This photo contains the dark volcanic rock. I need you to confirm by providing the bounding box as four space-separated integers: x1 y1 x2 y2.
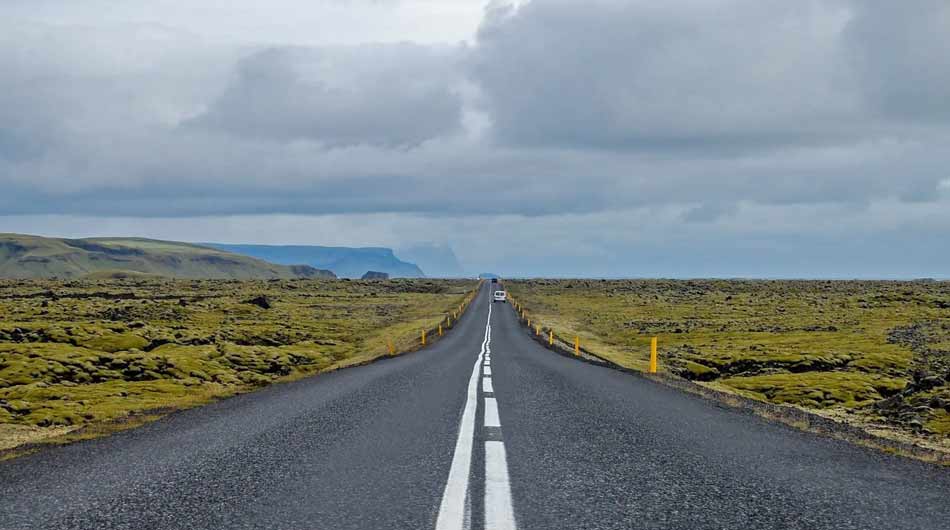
243 295 272 309
361 271 389 280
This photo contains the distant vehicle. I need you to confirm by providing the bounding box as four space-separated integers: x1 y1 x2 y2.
493 290 507 303
491 278 498 284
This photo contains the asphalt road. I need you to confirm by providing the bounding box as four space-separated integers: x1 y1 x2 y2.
2 282 948 529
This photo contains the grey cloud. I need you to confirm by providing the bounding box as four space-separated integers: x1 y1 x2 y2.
186 44 464 147
470 0 860 151
0 1 948 226
681 202 738 223
469 0 950 152
843 0 950 122
7 201 948 278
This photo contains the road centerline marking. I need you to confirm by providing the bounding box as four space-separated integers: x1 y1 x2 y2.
484 398 501 428
436 297 492 530
485 441 517 530
483 377 493 393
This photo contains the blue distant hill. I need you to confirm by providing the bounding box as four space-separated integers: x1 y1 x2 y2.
396 243 466 278
206 244 425 279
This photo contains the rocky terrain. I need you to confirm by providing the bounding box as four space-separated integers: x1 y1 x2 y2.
0 277 476 450
507 279 950 445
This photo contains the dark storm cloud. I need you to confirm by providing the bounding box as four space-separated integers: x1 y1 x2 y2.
187 44 464 147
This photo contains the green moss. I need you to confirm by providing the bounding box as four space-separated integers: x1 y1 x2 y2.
682 361 720 381
0 278 478 440
506 279 948 433
926 410 950 435
77 332 149 353
720 372 906 408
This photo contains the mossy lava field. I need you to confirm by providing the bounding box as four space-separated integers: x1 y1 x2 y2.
0 278 476 451
507 279 950 445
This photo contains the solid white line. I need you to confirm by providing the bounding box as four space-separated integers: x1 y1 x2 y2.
483 377 493 393
436 299 492 530
485 441 517 530
484 398 500 427
484 366 492 376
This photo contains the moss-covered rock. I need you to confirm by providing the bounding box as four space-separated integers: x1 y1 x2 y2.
506 278 949 437
0 277 477 434
679 361 720 381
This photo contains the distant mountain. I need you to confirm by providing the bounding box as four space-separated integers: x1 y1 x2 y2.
397 243 465 278
206 244 424 279
0 234 335 280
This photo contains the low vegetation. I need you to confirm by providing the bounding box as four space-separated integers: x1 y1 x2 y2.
0 278 476 451
0 233 335 279
507 279 950 445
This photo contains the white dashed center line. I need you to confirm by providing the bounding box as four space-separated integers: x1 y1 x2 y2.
484 398 500 428
436 301 492 530
436 296 517 530
485 441 516 530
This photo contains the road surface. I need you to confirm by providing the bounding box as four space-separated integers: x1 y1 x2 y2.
1 283 948 529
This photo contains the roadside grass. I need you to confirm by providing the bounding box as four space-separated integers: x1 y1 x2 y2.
0 278 477 452
506 279 950 444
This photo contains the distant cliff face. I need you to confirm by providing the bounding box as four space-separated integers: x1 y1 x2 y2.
396 243 465 278
0 234 335 280
207 244 425 278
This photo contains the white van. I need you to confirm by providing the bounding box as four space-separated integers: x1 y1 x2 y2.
493 290 507 303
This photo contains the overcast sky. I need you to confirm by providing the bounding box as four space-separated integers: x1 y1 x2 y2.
2 0 949 278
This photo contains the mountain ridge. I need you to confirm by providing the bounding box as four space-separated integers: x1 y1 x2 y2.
206 243 425 278
0 234 335 280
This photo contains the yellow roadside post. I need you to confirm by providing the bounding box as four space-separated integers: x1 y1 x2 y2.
650 337 658 373
439 323 443 337
549 330 554 346
422 329 427 346
535 324 540 336
388 339 395 355
574 336 580 356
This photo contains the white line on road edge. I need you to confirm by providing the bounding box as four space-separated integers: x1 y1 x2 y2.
485 441 516 530
436 299 492 530
484 398 500 427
